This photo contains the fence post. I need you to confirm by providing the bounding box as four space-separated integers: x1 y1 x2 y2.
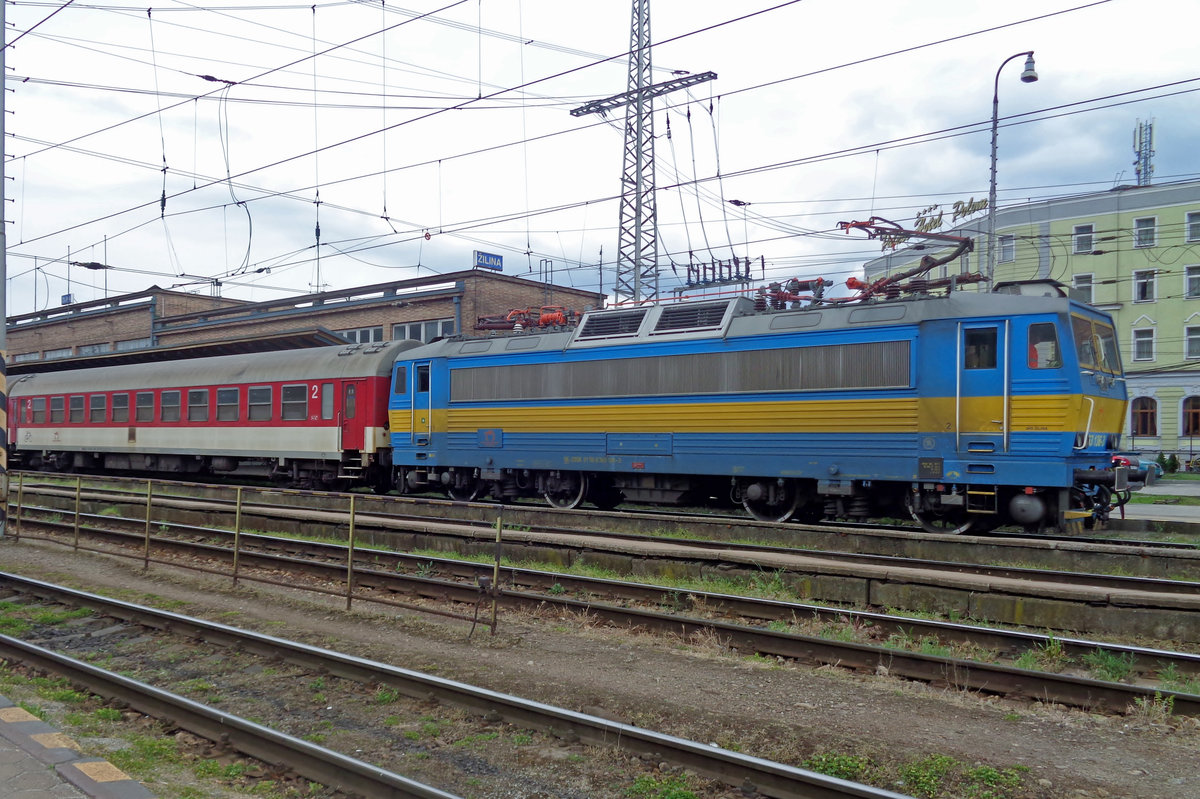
232 486 243 588
72 475 82 551
13 471 23 542
491 509 502 635
345 494 356 611
143 480 153 571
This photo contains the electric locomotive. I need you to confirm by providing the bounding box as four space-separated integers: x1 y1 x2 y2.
387 279 1129 533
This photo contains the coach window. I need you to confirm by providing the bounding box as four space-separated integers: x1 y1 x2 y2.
32 397 46 424
964 328 997 369
135 392 154 422
344 384 357 419
281 384 308 420
216 388 239 421
320 383 334 420
248 386 272 421
1028 323 1062 369
161 391 181 423
112 394 129 424
68 396 85 423
188 389 209 422
49 396 64 423
89 395 107 423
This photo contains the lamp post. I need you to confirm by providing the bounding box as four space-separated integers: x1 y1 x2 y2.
986 51 1038 283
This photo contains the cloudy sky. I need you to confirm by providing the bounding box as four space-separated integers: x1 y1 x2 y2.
5 0 1198 314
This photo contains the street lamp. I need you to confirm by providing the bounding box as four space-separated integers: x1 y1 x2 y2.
986 51 1038 283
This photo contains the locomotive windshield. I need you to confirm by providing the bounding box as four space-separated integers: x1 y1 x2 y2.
1071 314 1120 374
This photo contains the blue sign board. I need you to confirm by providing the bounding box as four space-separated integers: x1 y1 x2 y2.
474 250 503 271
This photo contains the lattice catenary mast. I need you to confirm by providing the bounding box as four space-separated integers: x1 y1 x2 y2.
571 0 714 304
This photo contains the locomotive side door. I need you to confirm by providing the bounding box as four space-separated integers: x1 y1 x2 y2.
411 361 432 447
956 321 1009 453
340 379 366 451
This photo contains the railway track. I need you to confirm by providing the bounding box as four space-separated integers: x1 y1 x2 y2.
8 505 1200 717
13 477 1200 641
0 572 910 799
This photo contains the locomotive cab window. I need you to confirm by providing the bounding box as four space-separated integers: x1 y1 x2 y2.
112 394 129 424
248 386 272 421
1028 323 1062 369
32 397 46 424
216 388 239 422
417 364 430 393
963 328 997 369
281 384 308 420
188 389 209 422
392 365 407 395
89 394 107 423
50 397 65 423
135 392 154 422
69 396 85 423
161 391 181 423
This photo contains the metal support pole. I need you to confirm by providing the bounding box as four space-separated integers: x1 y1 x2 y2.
345 495 356 611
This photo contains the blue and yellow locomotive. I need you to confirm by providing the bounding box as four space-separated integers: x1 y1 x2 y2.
387 279 1129 534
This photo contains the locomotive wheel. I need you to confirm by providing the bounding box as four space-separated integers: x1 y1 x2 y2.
447 480 485 502
905 494 977 535
742 481 800 522
544 473 587 509
586 478 624 511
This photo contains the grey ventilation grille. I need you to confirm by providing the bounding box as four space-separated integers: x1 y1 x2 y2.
651 301 729 333
575 308 648 340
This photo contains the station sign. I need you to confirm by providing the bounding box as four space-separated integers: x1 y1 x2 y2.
474 251 503 271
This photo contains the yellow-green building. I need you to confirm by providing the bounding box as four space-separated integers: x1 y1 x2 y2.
863 178 1200 466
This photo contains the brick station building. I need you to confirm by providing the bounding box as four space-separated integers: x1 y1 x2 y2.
6 270 604 371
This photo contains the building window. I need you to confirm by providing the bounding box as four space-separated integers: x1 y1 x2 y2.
31 397 46 424
1132 328 1155 361
160 391 181 422
1185 396 1200 437
78 343 112 356
216 388 239 421
12 352 39 363
1072 274 1093 305
998 235 1015 263
135 392 154 422
1133 269 1156 303
1131 396 1157 436
281 384 308 421
1134 217 1156 248
248 386 272 421
188 389 209 422
45 347 73 360
1073 224 1094 254
339 327 383 344
112 394 129 424
1188 326 1200 360
89 395 106 423
1188 211 1200 243
116 338 152 352
1187 265 1200 299
393 318 455 343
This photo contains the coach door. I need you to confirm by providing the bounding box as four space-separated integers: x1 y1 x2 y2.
341 379 366 451
411 362 432 447
957 321 1009 454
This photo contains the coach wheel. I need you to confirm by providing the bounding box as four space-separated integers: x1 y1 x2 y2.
544 473 587 510
742 480 800 523
905 493 977 535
